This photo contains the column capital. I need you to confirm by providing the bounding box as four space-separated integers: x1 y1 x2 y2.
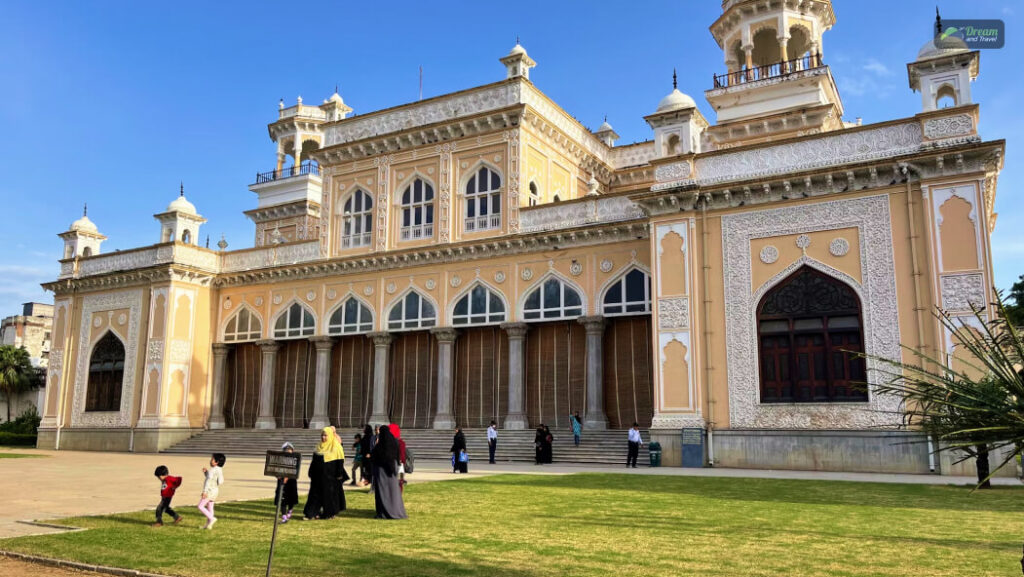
367 331 394 347
500 322 529 339
430 327 459 343
256 339 281 353
577 315 607 334
309 335 335 350
212 342 230 355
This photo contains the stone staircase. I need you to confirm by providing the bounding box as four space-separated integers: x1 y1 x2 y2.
162 428 650 466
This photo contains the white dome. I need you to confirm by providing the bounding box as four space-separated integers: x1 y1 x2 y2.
508 43 527 57
167 194 197 215
596 120 614 133
656 88 697 113
69 215 98 233
328 92 345 105
917 35 970 61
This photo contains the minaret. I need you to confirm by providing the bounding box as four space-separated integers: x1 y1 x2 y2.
907 8 979 112
58 204 107 259
645 70 708 158
594 116 619 147
499 39 536 80
154 183 206 245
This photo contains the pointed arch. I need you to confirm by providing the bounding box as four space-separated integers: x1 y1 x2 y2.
461 161 503 232
272 300 317 339
449 281 508 326
327 293 375 335
221 303 263 342
338 188 374 249
755 264 867 403
600 265 653 316
386 288 438 331
86 331 126 412
520 271 587 322
396 173 437 241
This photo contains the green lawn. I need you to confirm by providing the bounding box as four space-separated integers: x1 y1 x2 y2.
0 452 42 459
1 474 1022 577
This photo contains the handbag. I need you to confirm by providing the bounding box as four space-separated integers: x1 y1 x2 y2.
458 450 469 463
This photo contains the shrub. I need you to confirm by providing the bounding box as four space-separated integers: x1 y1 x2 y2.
0 432 37 446
0 406 41 435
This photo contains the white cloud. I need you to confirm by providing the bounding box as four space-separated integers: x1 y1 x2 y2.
862 59 893 77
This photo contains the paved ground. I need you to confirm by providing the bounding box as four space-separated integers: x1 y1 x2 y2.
0 446 1019 542
0 557 93 577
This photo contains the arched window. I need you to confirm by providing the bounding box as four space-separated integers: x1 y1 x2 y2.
82 246 93 257
388 291 436 331
523 277 583 321
86 332 125 412
341 189 373 249
400 178 434 241
464 166 502 231
603 269 652 316
224 307 262 342
453 285 506 326
552 194 561 203
757 267 867 403
328 298 373 335
274 302 315 339
936 85 958 109
181 230 192 245
528 182 540 207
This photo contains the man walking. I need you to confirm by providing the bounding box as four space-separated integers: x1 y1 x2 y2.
487 420 498 464
570 411 583 447
627 422 643 468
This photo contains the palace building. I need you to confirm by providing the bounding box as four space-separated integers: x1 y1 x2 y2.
38 1 1006 473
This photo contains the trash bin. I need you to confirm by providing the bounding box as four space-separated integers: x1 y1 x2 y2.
648 441 662 467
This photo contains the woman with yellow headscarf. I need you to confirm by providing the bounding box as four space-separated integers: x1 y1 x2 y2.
303 426 346 520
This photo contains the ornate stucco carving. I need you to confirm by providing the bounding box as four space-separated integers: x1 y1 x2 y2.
924 114 974 141
147 341 164 362
609 143 655 169
721 195 902 429
72 290 143 428
438 143 454 243
697 122 922 185
940 272 986 312
657 297 690 330
654 161 692 183
519 196 645 233
759 245 779 264
829 237 850 257
650 412 706 429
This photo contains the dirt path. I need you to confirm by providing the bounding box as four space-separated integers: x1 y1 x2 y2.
0 557 93 577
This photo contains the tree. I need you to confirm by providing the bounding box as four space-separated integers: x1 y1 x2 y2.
864 296 1024 487
0 345 35 423
1005 274 1024 328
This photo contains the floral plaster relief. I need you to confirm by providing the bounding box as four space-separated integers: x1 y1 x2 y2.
750 227 861 292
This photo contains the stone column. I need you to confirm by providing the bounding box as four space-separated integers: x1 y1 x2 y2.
578 316 608 430
431 328 459 429
368 332 393 424
207 343 230 429
743 45 754 80
255 340 280 429
308 336 334 430
501 322 529 429
778 37 789 72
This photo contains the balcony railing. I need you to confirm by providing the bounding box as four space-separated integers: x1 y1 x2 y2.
254 161 320 184
400 223 433 241
712 53 823 89
341 232 372 249
464 213 502 232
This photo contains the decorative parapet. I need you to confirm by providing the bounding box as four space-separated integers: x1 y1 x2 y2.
518 195 646 233
279 104 327 121
609 142 655 169
59 242 247 280
219 241 321 273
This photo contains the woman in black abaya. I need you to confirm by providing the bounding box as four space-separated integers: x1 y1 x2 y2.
370 425 408 519
534 425 545 465
303 426 346 520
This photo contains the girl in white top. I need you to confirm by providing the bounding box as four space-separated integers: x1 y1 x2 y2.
198 453 226 529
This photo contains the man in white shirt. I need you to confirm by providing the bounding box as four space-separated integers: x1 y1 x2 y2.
627 422 643 468
487 421 498 464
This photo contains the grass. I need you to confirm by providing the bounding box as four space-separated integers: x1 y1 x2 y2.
1 473 1022 577
0 452 42 459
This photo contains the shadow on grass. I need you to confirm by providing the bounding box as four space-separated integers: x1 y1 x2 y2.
471 472 1024 513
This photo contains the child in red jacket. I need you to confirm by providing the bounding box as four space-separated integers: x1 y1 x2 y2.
153 465 183 527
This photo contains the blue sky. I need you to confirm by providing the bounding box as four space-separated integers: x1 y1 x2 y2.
0 1 1019 316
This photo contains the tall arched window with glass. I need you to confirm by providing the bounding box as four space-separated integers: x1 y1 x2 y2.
223 307 262 342
328 298 374 335
400 179 434 241
388 292 437 331
523 278 584 321
273 302 316 339
341 189 373 249
86 332 125 412
603 269 652 316
453 285 506 326
464 166 501 232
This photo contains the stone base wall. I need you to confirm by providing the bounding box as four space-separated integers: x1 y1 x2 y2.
36 427 201 453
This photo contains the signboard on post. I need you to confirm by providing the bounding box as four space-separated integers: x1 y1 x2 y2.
681 428 705 468
265 450 301 479
264 450 301 577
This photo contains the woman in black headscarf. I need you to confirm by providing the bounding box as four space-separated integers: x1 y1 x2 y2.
542 425 554 464
370 425 407 519
534 425 545 465
359 424 374 487
450 426 468 474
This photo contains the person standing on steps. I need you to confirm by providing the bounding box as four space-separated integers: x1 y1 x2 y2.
451 426 468 473
570 411 583 447
627 422 643 468
487 420 498 464
534 425 545 465
542 424 554 464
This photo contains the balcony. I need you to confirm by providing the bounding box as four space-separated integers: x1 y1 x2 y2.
712 53 823 89
400 223 433 241
464 213 501 232
254 161 320 185
278 104 327 121
341 232 372 250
